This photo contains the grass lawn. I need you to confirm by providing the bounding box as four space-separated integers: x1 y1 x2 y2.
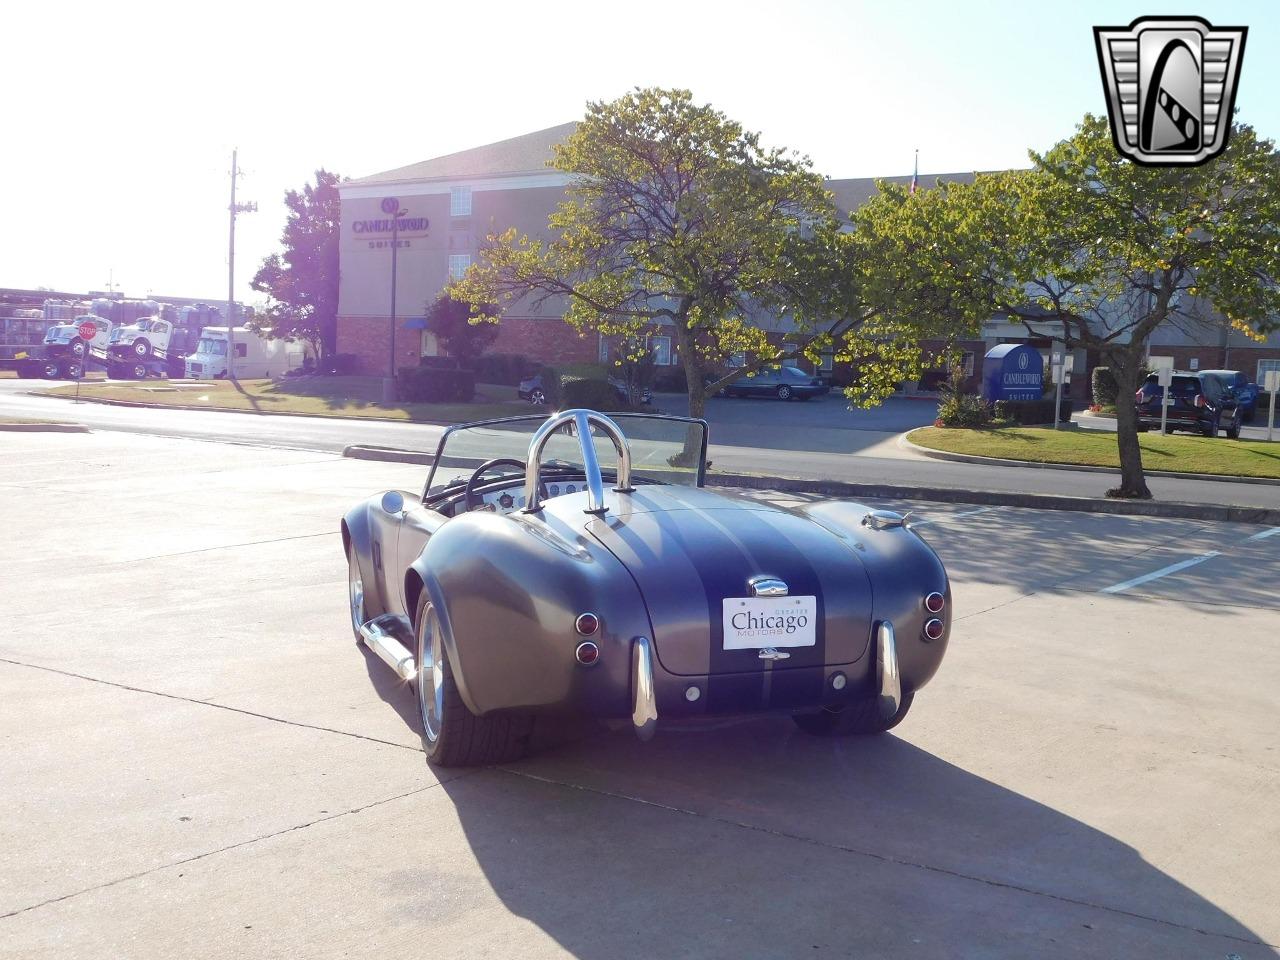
39 376 534 423
907 426 1280 479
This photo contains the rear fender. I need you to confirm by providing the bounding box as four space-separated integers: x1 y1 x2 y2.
797 501 951 693
409 510 647 718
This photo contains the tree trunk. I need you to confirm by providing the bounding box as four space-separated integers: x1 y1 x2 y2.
673 319 706 467
1108 354 1152 499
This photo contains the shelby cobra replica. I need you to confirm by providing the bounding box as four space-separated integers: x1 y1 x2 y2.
342 410 951 766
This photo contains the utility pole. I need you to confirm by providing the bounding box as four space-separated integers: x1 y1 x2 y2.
382 198 406 405
226 149 257 380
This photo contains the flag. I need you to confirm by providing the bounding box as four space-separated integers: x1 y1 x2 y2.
910 150 919 196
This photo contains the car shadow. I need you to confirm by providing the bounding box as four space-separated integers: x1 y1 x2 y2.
359 643 422 735
431 719 1270 957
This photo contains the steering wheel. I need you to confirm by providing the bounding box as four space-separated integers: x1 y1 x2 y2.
464 458 540 512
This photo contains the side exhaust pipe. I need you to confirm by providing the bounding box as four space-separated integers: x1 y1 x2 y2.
359 615 417 681
877 621 902 719
632 636 658 741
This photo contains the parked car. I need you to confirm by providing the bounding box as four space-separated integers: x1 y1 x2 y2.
1199 369 1259 422
723 365 830 401
341 409 952 766
517 372 651 406
1136 371 1242 438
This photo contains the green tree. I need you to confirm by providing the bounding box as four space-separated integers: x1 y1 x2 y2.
251 170 343 359
856 115 1280 498
453 88 866 419
422 294 499 365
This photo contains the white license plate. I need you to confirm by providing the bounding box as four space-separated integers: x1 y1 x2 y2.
722 595 817 650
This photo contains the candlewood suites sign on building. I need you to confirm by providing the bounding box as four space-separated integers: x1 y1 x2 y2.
352 215 431 249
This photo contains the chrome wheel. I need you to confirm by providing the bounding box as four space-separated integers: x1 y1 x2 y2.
417 607 445 742
347 548 364 639
530 388 547 405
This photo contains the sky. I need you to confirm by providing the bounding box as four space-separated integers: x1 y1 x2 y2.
3 0 1276 305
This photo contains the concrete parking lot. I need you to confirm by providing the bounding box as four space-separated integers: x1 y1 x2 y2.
1 431 1277 958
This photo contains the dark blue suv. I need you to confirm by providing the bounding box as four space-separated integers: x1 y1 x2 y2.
1199 369 1259 422
1136 372 1242 438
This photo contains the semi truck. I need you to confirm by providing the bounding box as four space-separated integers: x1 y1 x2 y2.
184 327 310 379
33 315 114 378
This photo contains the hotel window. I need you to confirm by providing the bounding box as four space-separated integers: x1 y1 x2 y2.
651 335 672 366
1259 359 1280 388
448 254 471 280
450 186 472 217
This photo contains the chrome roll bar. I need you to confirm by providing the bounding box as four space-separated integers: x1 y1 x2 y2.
524 408 633 514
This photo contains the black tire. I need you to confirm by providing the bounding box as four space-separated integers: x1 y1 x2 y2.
529 388 547 405
793 691 915 737
61 360 84 380
69 339 87 358
415 594 532 767
132 339 150 359
131 363 148 380
1202 416 1218 438
776 384 793 401
1226 411 1242 440
41 361 60 379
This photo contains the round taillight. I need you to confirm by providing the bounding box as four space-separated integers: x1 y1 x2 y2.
575 641 600 665
924 592 945 614
575 613 599 636
923 618 944 642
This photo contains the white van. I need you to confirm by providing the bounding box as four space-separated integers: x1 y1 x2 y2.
185 326 308 379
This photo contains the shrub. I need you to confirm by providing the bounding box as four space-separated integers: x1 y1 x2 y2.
396 366 475 403
324 353 357 376
1092 366 1119 407
651 367 688 393
472 353 532 385
993 398 1072 425
936 391 993 428
560 361 610 380
560 377 626 411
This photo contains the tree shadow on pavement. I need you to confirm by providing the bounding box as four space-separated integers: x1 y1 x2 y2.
433 720 1272 958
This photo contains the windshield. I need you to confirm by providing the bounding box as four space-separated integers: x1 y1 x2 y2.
197 338 227 356
423 413 707 501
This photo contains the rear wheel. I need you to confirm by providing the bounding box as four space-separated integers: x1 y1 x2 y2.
131 363 148 380
61 360 84 380
793 691 914 736
529 387 547 405
1226 411 1242 440
776 384 793 401
415 595 532 766
1202 415 1218 438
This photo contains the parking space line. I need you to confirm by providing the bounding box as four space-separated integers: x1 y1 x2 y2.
909 506 998 528
1247 526 1280 542
1099 552 1222 594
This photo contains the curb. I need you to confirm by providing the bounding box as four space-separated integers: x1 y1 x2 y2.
340 444 1280 526
900 433 1280 488
33 391 515 427
343 444 433 465
0 421 90 433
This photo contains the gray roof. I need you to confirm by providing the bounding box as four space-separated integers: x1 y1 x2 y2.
348 122 1006 213
825 172 986 216
347 122 579 186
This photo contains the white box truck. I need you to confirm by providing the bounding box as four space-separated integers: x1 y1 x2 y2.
185 327 308 379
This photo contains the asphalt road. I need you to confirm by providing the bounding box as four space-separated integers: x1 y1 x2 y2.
3 378 1278 510
1 432 1276 958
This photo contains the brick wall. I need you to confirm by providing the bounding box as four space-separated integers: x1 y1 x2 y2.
336 314 602 375
498 317 600 365
335 315 423 376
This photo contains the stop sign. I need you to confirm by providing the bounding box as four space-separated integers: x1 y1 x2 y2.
78 321 97 341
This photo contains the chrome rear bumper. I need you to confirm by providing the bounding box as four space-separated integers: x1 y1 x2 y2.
632 636 658 740
877 621 902 719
